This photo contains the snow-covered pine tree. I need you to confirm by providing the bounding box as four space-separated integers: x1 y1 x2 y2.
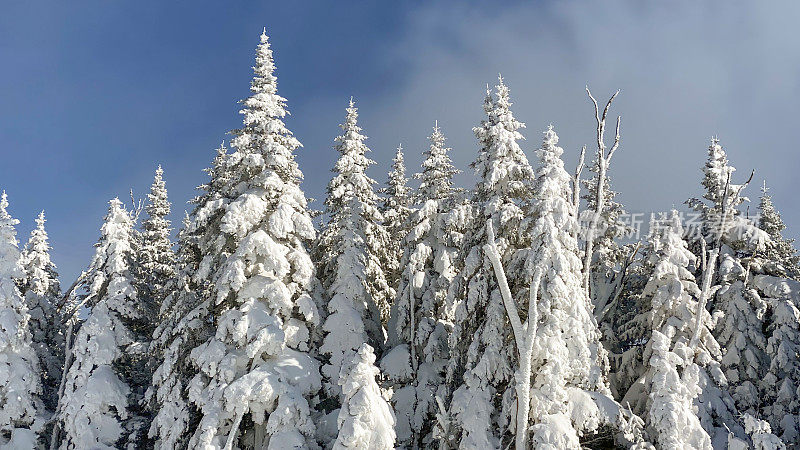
317 98 392 398
686 138 764 251
616 211 744 446
56 198 147 449
185 30 323 449
382 122 462 448
757 181 799 278
0 192 44 447
752 274 800 443
685 140 773 425
137 165 175 332
333 344 396 450
380 144 413 292
19 211 64 417
148 144 231 449
645 330 712 449
445 77 535 448
482 127 642 449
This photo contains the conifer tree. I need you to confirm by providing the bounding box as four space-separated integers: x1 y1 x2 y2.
19 211 63 416
446 78 537 447
185 30 323 449
480 127 643 449
148 144 230 449
57 198 146 449
380 144 413 291
616 212 743 445
317 99 392 400
137 165 175 325
333 344 396 450
757 181 799 277
0 192 43 447
383 122 462 448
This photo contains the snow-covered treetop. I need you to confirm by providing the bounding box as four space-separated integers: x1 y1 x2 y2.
229 29 304 190
472 76 533 208
325 98 380 214
382 144 411 210
139 166 175 297
0 191 23 279
417 121 461 205
686 138 754 247
83 198 137 312
21 210 60 298
758 181 799 275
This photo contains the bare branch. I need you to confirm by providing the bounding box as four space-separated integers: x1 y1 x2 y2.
607 116 622 162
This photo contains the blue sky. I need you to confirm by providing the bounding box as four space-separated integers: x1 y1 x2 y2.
2 1 799 283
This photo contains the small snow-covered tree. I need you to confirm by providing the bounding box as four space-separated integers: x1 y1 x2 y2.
644 331 712 449
686 138 763 252
57 198 145 449
753 274 800 443
757 182 799 278
317 99 392 398
19 211 64 416
446 77 535 448
383 122 462 448
380 144 413 291
333 344 396 450
148 144 230 449
616 212 742 446
0 192 44 447
137 165 175 327
185 30 323 449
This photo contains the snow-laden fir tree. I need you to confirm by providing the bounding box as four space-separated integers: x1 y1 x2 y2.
333 344 396 450
148 144 231 449
18 211 63 416
752 274 800 443
757 181 799 278
685 139 772 425
380 144 413 292
185 30 323 449
445 77 535 448
482 127 642 449
317 99 392 398
136 165 175 331
382 122 462 448
645 330 711 449
685 138 766 256
0 192 44 447
56 198 147 449
616 212 744 447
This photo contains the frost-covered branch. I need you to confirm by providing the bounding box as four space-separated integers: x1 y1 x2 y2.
484 219 524 350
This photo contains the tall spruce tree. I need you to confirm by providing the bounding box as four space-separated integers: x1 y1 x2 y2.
0 192 43 447
185 30 323 449
137 166 175 326
757 181 799 278
56 198 147 449
382 122 462 448
480 127 641 449
445 77 536 448
380 144 413 293
617 212 744 446
317 99 392 399
148 144 231 449
19 211 63 417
